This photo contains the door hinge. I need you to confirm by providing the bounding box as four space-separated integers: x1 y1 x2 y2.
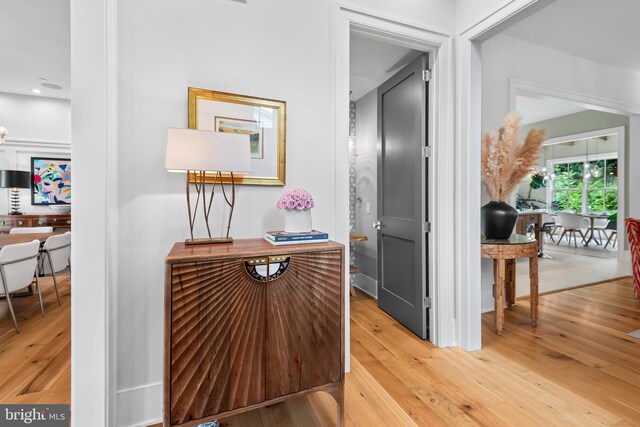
422 146 432 158
423 221 432 233
422 69 432 82
423 296 432 309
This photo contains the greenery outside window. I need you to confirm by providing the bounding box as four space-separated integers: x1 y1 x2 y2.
550 156 617 213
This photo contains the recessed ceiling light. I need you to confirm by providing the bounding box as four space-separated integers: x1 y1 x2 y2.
42 83 62 90
31 88 41 94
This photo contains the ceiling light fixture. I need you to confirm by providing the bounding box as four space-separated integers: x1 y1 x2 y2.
31 88 41 94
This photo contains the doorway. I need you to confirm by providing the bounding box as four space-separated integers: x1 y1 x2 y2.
349 37 430 339
476 0 638 340
336 6 456 352
0 0 72 409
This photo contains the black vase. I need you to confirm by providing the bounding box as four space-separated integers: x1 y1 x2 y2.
481 201 518 239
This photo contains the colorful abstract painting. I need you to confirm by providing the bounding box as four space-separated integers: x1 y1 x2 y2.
31 157 71 205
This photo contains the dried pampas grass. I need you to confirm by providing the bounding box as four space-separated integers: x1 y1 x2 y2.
481 113 546 201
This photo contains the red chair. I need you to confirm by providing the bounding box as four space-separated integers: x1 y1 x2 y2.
625 218 640 299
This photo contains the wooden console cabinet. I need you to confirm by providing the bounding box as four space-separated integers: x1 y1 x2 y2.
164 239 345 427
0 213 71 234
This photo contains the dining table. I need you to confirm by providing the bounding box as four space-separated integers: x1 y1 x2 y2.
0 232 62 296
577 213 610 247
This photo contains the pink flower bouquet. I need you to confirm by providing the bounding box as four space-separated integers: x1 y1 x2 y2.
277 188 315 211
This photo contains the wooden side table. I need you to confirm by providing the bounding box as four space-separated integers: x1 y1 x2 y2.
481 234 539 335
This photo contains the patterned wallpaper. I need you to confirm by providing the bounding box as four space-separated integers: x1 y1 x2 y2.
349 101 356 267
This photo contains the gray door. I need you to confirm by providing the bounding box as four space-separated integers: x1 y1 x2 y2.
376 54 429 339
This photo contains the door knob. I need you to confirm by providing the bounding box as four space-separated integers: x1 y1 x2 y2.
372 221 381 230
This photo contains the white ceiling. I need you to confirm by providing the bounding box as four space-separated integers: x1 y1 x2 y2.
349 33 421 101
516 95 588 124
0 0 70 99
503 0 640 74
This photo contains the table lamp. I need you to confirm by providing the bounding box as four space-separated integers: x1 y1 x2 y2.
165 128 252 245
0 170 31 215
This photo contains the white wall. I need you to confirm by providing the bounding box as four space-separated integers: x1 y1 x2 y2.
113 0 455 425
0 92 71 142
480 33 640 311
482 35 640 130
0 92 71 214
353 89 378 296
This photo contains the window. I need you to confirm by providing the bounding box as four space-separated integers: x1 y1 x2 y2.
550 156 617 213
586 158 618 212
552 162 583 212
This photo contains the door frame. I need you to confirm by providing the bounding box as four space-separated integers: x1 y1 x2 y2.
458 0 640 350
70 0 118 424
335 3 456 353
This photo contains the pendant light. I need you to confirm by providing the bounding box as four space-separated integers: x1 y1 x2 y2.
542 144 550 181
584 139 592 180
592 138 601 178
550 143 557 181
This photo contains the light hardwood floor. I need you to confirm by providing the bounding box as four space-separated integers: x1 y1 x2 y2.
0 272 70 405
3 274 639 427
210 277 640 427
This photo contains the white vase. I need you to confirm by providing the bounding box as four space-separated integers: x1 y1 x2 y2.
284 209 312 233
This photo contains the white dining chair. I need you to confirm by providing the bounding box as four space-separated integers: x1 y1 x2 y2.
9 227 54 234
593 218 609 245
557 212 587 248
40 231 71 306
0 240 43 333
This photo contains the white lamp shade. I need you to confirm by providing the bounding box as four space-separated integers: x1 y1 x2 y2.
165 128 252 173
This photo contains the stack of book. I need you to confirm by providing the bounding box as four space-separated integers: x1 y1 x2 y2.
264 230 329 246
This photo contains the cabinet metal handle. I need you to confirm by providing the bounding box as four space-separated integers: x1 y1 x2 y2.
244 255 291 282
18 221 23 225
38 220 43 225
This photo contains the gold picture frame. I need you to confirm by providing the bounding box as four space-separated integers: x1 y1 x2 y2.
188 87 286 186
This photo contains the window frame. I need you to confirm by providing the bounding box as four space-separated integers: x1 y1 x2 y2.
546 152 618 214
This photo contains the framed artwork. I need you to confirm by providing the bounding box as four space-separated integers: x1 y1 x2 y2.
214 116 264 159
31 157 71 205
188 87 286 186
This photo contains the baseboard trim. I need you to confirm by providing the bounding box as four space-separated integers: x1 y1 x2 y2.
516 275 633 300
116 382 162 427
353 273 377 298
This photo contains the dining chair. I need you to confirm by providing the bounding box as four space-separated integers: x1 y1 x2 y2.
557 212 586 248
593 218 609 245
625 218 640 299
40 231 71 306
604 220 618 249
541 213 558 242
9 226 54 234
0 240 43 333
